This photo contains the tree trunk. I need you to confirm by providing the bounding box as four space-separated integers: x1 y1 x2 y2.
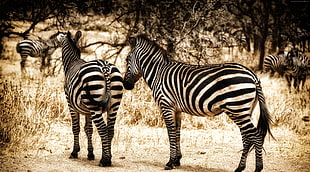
258 37 266 70
253 34 260 56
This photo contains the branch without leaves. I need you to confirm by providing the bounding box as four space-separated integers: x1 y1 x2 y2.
80 41 126 49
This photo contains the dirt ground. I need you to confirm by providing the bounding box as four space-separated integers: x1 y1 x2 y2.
0 122 309 172
0 40 309 171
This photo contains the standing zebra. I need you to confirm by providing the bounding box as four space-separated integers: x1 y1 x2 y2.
124 35 273 172
56 31 123 167
285 55 310 91
263 54 287 77
16 32 60 73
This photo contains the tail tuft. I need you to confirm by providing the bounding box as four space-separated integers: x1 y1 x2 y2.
256 82 275 141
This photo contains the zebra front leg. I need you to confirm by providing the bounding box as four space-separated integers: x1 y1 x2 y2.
175 111 182 167
69 111 80 159
285 74 292 90
162 108 179 170
300 74 306 91
40 56 46 72
85 115 95 160
91 113 111 167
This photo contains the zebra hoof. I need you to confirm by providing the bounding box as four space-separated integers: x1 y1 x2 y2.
164 165 173 170
254 166 263 172
87 153 95 160
234 166 245 172
69 153 78 159
164 161 175 170
99 159 112 167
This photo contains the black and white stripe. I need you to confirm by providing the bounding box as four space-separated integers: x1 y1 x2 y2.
56 31 123 167
16 33 60 73
263 54 287 77
285 55 309 91
123 35 273 172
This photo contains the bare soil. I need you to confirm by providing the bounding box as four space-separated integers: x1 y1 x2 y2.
1 122 309 172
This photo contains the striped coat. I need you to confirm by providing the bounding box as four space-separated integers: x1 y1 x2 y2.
124 35 273 172
56 31 123 167
16 33 60 73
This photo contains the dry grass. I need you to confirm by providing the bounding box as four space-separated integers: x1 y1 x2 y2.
0 75 69 152
0 29 309 161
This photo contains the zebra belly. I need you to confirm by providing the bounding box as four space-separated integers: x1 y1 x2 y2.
177 81 257 116
200 84 256 115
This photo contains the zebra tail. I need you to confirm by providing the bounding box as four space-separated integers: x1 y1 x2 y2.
16 42 21 53
256 82 275 141
84 84 110 112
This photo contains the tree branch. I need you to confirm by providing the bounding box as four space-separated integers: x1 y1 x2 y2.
80 41 126 49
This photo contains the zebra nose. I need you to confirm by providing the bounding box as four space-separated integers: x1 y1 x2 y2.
123 80 135 90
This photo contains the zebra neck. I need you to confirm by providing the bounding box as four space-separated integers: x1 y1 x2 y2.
141 58 167 89
61 46 82 75
63 58 85 76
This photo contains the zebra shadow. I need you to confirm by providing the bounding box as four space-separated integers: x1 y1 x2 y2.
123 160 229 172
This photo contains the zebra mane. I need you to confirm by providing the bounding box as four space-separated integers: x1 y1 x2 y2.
67 31 81 56
50 31 63 39
134 35 172 62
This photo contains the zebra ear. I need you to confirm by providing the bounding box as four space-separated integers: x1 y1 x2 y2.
128 37 136 47
74 31 82 43
67 31 72 39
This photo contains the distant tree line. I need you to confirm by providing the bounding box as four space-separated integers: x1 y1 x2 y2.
1 0 309 69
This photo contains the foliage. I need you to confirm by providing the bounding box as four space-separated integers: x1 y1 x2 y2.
1 0 309 67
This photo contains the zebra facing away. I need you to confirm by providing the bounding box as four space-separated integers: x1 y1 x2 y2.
55 31 123 167
123 35 273 172
16 33 61 73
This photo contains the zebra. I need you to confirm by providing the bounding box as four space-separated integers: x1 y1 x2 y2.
55 31 123 167
263 54 287 77
16 32 60 73
285 54 310 91
123 35 273 172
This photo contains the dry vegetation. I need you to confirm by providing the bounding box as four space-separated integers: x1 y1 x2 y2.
0 27 309 171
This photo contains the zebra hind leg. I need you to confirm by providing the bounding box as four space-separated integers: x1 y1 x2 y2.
85 115 95 160
70 111 81 159
20 55 27 74
91 112 111 167
234 135 253 172
229 113 263 172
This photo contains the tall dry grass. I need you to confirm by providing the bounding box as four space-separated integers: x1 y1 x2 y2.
0 75 69 153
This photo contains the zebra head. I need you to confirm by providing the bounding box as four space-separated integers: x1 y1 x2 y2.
123 37 142 90
55 31 82 46
55 31 67 45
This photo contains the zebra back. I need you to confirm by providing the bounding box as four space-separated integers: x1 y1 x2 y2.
16 39 48 57
263 54 287 76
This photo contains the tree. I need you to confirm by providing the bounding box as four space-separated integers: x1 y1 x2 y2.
0 0 127 59
1 0 309 68
227 0 272 70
